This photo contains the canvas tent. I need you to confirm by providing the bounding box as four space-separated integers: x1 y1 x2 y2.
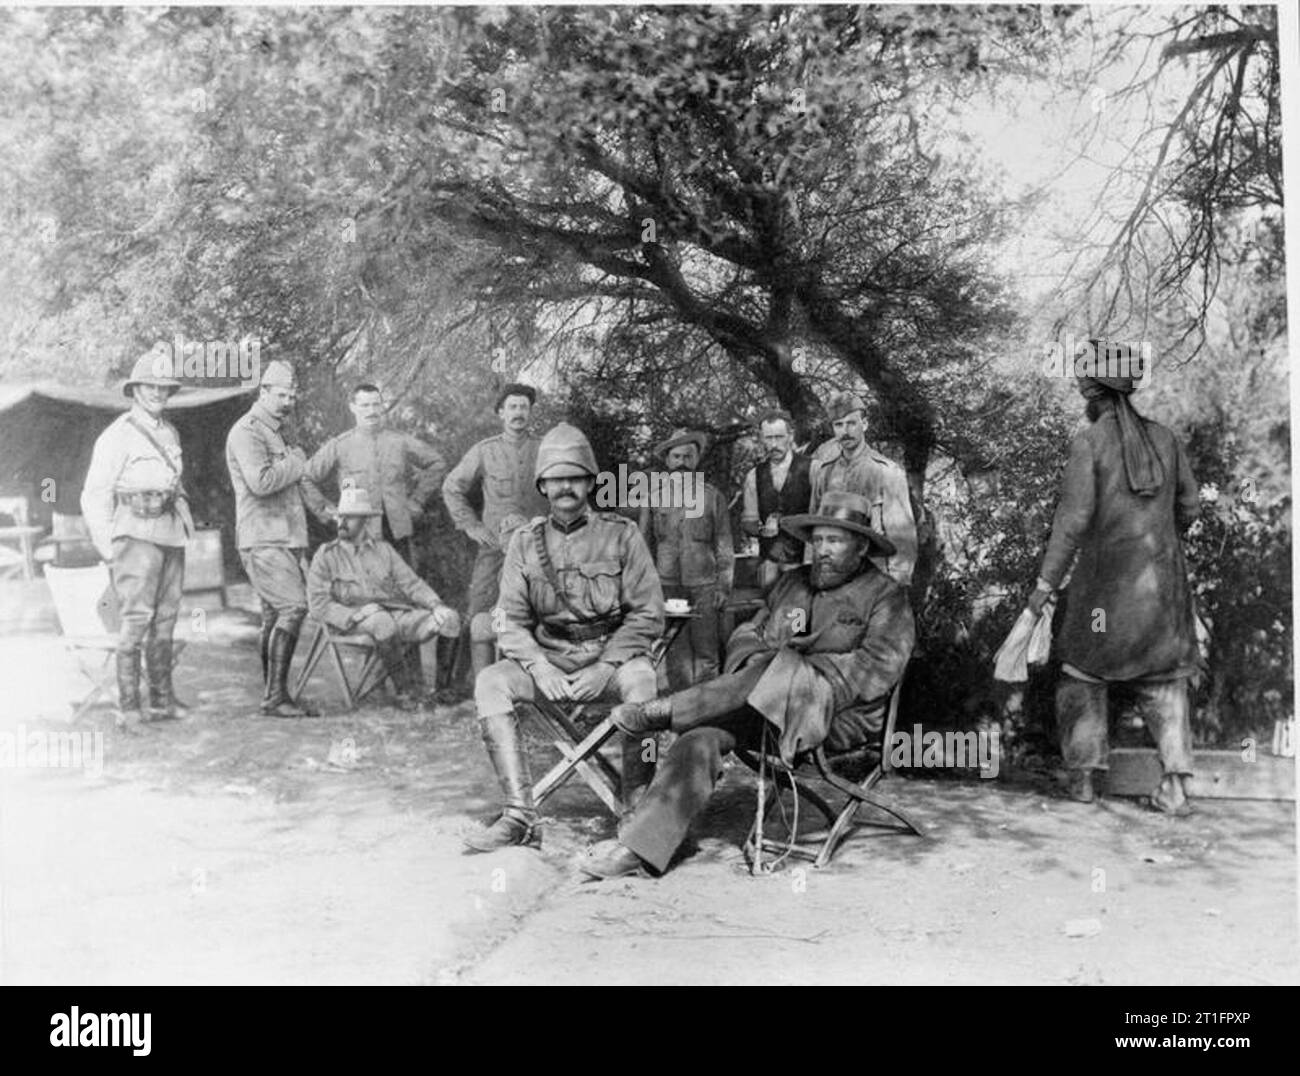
0 381 255 572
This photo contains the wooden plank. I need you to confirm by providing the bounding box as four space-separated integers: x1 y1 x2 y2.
1104 747 1296 801
530 717 619 805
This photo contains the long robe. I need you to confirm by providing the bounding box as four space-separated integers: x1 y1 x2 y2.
1039 407 1200 681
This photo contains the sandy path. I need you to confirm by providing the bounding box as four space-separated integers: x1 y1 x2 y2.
2 630 1296 985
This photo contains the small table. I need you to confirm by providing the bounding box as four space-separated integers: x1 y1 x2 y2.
529 611 696 815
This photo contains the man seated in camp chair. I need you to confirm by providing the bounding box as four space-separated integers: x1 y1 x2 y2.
579 490 914 880
307 486 460 709
463 422 664 854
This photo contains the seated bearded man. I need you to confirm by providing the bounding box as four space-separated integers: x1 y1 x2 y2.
580 491 915 880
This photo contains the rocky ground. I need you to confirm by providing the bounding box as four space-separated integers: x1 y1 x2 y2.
2 612 1296 985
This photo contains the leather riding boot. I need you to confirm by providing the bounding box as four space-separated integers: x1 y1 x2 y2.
376 638 417 710
470 639 496 681
144 637 180 720
464 711 540 853
259 606 277 685
405 644 428 700
115 648 145 732
261 629 319 718
609 697 673 736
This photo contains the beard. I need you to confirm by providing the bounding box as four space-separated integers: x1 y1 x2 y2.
810 547 868 590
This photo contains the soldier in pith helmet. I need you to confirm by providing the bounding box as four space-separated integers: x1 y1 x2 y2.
464 422 665 853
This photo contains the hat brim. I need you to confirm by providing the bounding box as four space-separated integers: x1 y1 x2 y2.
536 465 596 482
123 380 181 398
779 515 895 557
653 433 708 459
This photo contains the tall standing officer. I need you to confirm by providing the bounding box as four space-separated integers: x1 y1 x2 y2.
82 351 195 730
226 359 323 717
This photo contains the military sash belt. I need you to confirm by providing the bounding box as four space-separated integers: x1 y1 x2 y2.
116 490 176 519
531 518 624 641
547 612 625 643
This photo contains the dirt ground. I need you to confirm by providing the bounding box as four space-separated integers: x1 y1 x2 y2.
2 612 1297 985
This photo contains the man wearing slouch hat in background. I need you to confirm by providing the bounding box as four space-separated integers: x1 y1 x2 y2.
637 427 733 691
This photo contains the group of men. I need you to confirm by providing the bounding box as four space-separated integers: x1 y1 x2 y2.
81 341 1201 879
456 421 917 883
81 353 923 879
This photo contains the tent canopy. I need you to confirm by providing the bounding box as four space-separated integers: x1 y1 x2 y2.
0 381 256 555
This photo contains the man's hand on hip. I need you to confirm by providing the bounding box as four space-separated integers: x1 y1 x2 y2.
466 522 495 548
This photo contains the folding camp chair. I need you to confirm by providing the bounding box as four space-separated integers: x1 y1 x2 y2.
0 495 43 582
528 612 694 817
43 563 186 721
290 621 387 712
290 620 437 712
736 664 924 872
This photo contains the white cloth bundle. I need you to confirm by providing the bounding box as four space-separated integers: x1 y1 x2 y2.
993 600 1055 683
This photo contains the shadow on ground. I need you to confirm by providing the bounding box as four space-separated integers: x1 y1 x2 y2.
1 620 1296 985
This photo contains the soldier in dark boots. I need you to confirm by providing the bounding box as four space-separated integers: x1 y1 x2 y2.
225 360 329 717
464 423 664 853
307 486 460 710
82 352 196 731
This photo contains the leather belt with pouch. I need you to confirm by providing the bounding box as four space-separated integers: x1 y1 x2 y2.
117 490 175 519
548 612 624 643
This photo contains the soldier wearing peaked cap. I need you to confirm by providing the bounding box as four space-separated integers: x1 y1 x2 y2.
811 391 919 586
81 351 195 731
225 359 330 717
464 422 665 853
